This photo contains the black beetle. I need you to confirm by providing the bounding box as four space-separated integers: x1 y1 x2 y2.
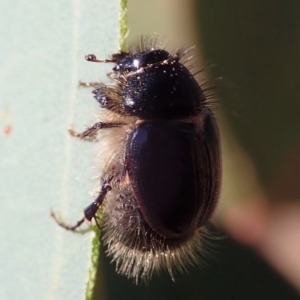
52 36 221 282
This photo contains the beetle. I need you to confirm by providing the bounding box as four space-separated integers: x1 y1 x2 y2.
52 36 221 282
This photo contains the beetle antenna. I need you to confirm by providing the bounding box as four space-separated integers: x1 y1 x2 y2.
85 54 117 63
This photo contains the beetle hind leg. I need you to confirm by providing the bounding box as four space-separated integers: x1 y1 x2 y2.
51 179 112 231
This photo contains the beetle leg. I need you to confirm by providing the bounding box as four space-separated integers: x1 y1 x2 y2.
78 81 100 88
68 122 125 140
51 179 112 231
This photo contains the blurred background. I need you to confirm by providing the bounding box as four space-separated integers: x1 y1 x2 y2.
95 0 300 299
1 0 299 299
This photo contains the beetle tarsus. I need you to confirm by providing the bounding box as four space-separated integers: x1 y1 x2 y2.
78 81 100 88
50 211 85 231
52 178 113 231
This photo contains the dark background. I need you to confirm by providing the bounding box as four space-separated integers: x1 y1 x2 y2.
99 238 298 300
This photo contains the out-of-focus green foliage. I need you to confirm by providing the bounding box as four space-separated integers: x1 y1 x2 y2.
198 1 300 190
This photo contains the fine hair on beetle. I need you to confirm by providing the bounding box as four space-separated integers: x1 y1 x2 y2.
52 35 221 283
